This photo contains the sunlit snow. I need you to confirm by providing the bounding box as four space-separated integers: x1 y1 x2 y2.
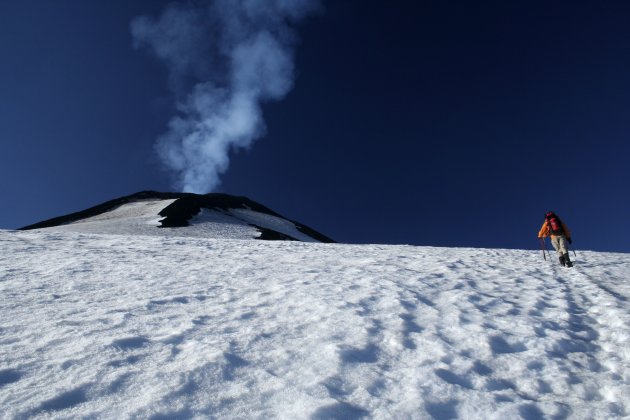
32 198 316 242
1 229 629 418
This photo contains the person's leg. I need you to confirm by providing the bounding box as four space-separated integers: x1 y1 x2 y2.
556 236 568 255
550 236 560 252
559 236 573 267
551 236 566 266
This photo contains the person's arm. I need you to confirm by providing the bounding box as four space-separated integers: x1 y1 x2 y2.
538 221 548 238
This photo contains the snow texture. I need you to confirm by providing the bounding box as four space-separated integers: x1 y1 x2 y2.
1 229 629 419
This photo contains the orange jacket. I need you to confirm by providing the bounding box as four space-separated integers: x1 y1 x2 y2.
538 220 571 239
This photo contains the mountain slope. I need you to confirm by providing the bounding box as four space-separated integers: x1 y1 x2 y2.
19 191 334 243
1 229 629 418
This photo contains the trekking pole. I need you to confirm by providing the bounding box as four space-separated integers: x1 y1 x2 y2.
539 238 547 260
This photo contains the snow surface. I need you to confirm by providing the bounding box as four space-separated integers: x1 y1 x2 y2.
228 209 317 242
35 199 315 241
1 229 630 419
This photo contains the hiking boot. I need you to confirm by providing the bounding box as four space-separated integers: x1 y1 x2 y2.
559 255 566 266
563 253 573 268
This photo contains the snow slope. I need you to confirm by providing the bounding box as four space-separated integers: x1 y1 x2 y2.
19 191 334 243
1 230 629 419
35 199 316 242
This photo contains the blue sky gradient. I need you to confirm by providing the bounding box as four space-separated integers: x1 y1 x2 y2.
1 1 629 252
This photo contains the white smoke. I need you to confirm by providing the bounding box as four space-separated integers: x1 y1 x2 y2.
131 0 321 193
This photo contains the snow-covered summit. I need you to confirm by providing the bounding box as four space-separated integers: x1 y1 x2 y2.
20 191 334 243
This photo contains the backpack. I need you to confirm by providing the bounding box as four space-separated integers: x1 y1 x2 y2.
545 212 564 235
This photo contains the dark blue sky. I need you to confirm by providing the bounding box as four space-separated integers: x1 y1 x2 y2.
1 1 629 252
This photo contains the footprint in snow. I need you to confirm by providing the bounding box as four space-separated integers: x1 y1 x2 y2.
434 368 474 389
340 343 380 364
485 378 515 391
36 386 89 413
147 296 190 309
222 352 249 381
518 403 545 420
399 313 423 350
471 360 493 376
424 399 459 420
311 402 369 419
489 335 526 355
111 336 151 351
0 369 22 388
108 355 143 367
322 375 351 398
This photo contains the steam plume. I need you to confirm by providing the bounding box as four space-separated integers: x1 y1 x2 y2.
131 0 320 192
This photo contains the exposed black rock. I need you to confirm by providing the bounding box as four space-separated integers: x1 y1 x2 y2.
19 191 335 243
254 226 299 241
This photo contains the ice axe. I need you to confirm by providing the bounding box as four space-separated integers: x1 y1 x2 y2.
539 238 548 261
568 243 577 258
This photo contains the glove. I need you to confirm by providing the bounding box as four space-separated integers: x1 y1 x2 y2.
567 238 572 244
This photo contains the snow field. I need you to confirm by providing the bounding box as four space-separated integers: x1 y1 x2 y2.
1 230 629 418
